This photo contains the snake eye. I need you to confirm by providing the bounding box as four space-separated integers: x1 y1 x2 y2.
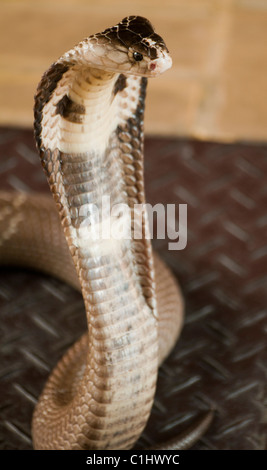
133 51 143 62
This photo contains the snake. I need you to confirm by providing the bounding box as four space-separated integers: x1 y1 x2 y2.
0 16 213 450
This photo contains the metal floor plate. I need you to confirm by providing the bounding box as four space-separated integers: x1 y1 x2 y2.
0 128 266 450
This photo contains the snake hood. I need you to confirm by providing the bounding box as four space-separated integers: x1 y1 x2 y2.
60 16 172 77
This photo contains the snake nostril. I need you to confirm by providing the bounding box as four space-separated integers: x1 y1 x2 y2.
150 63 156 71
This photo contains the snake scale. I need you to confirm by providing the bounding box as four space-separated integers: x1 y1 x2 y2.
0 16 213 450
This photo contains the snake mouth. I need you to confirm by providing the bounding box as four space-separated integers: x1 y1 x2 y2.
109 54 173 77
124 54 172 78
148 55 172 76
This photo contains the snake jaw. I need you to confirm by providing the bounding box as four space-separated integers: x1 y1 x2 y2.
73 45 172 79
148 53 173 76
127 49 172 78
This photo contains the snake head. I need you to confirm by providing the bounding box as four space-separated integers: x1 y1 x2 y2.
116 16 172 77
71 16 172 78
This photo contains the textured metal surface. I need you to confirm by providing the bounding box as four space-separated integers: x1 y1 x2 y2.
0 127 266 450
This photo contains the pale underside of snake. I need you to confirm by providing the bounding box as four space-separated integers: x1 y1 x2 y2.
0 16 213 450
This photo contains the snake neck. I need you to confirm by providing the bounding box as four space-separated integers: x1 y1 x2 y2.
35 62 156 311
33 62 158 449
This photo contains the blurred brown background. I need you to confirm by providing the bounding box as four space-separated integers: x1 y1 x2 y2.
1 0 267 141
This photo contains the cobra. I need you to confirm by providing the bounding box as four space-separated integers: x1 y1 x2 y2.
0 16 213 449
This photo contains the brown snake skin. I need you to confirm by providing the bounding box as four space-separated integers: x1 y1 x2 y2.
0 16 213 450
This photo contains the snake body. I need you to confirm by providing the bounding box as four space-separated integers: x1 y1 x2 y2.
0 16 212 449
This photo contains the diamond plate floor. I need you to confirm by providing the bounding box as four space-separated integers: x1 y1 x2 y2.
0 127 266 450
